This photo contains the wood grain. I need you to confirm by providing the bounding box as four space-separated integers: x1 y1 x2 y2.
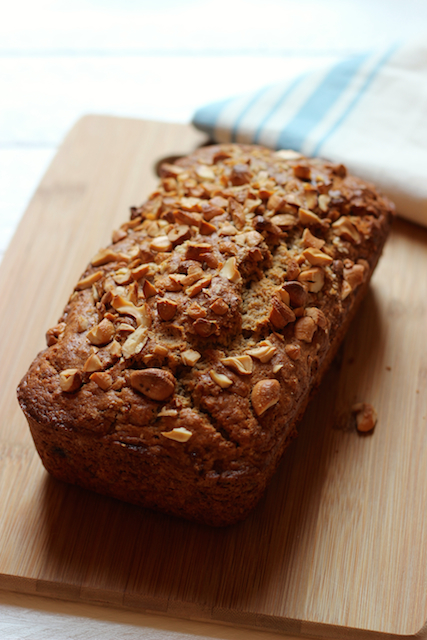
1 115 427 638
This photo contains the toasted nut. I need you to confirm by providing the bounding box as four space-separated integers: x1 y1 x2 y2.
180 196 202 212
108 340 122 358
168 224 191 246
165 274 186 291
186 275 212 298
269 297 296 330
150 235 173 253
196 164 215 180
161 427 193 442
282 281 307 308
116 322 136 336
157 298 178 321
131 263 151 281
302 247 333 267
298 208 321 225
247 340 277 363
318 194 331 213
142 280 158 298
341 280 352 300
122 325 148 359
219 257 240 283
210 298 229 315
186 302 207 319
181 349 201 366
294 316 316 342
174 209 202 227
270 214 297 229
76 270 103 290
332 216 361 243
220 355 253 375
83 353 103 373
129 368 176 401
298 267 324 293
113 267 132 285
275 149 303 160
344 264 365 289
157 407 178 417
112 228 128 243
200 220 217 235
185 243 212 262
218 223 238 236
273 364 283 373
210 370 233 388
251 379 280 416
202 201 226 221
353 402 377 433
91 248 121 267
159 162 184 178
111 295 151 327
59 368 82 393
76 315 89 333
230 163 252 186
193 318 216 337
305 307 327 329
87 318 115 346
46 322 66 346
285 343 301 360
90 371 112 391
302 228 325 250
293 164 311 180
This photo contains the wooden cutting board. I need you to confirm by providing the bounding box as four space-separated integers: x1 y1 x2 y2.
1 115 427 639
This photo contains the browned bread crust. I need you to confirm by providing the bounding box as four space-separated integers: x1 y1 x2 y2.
17 144 394 526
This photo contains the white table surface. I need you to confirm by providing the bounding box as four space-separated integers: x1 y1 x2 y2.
1 1 426 637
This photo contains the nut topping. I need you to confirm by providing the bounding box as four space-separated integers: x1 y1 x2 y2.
220 355 253 375
269 297 296 330
302 228 325 250
247 340 277 363
294 316 316 342
150 235 173 253
87 318 115 346
186 274 212 298
181 349 201 366
332 216 361 243
157 298 178 321
210 370 233 388
302 247 333 267
90 372 112 391
344 264 365 290
285 343 301 360
219 257 240 283
122 325 148 359
282 281 307 308
142 279 158 298
298 267 325 293
46 322 66 346
91 248 121 267
167 224 191 246
161 427 193 442
251 379 280 416
129 368 176 401
59 368 82 393
111 295 151 327
83 353 103 373
298 208 321 226
210 298 229 315
76 271 103 290
193 318 216 337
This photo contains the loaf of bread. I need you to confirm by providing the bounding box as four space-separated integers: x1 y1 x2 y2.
17 144 394 526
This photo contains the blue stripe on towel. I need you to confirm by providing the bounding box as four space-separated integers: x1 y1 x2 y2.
192 96 234 139
253 74 306 144
276 53 369 151
312 44 399 156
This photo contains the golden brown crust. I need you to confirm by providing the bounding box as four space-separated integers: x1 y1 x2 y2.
17 144 394 526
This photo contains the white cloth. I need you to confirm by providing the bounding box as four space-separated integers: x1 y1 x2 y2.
193 39 427 227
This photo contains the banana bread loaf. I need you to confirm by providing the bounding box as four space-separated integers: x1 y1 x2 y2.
17 144 394 526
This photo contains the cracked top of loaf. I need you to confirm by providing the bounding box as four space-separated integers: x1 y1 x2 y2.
18 144 394 498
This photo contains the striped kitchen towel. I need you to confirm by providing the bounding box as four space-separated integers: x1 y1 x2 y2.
193 39 427 227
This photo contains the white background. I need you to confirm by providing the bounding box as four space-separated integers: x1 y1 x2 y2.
1 0 426 637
